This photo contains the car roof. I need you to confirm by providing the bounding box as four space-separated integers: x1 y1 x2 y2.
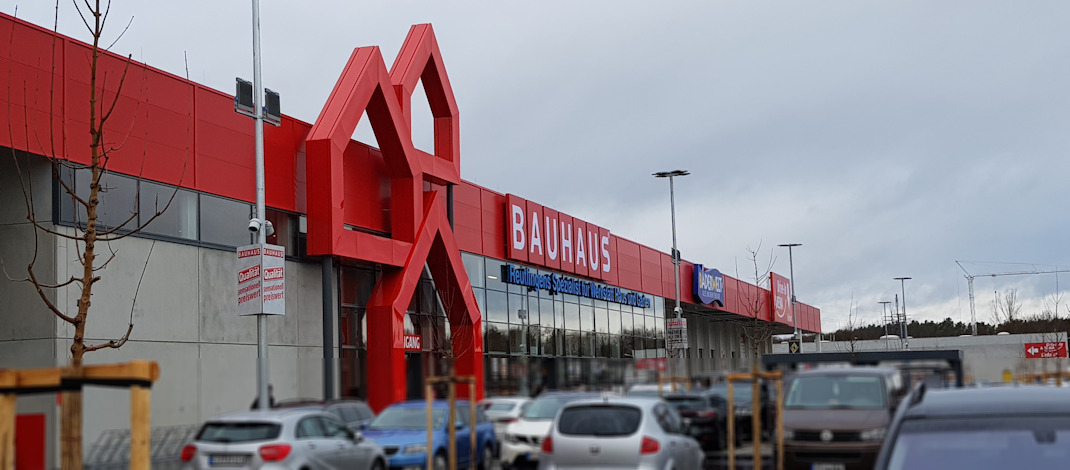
791 366 899 377
903 386 1070 418
564 396 662 410
481 396 531 404
386 400 475 409
207 408 328 422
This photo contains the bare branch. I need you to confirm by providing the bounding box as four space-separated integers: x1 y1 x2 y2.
104 13 132 51
27 267 78 325
84 322 133 352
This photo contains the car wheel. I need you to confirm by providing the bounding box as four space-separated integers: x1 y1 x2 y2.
433 451 448 470
370 458 385 470
478 445 494 470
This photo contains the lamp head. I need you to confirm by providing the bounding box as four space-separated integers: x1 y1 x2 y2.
653 170 690 178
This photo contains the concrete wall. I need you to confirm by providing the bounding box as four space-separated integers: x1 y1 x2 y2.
771 332 1070 384
684 313 770 376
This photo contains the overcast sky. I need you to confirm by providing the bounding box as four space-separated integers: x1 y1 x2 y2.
8 1 1070 333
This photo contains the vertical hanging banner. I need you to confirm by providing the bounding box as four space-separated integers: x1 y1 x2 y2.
237 243 286 315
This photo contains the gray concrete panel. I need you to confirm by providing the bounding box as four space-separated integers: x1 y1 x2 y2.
199 342 259 417
199 247 257 344
0 338 55 369
0 151 51 226
74 237 201 343
294 261 325 347
296 346 325 399
0 224 56 341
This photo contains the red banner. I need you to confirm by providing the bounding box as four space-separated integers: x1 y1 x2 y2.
1025 342 1067 359
770 272 793 327
635 357 667 372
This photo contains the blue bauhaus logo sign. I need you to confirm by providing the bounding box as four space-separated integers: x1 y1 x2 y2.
693 264 724 307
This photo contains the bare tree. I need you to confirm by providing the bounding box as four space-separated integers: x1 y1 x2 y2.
840 295 861 357
734 243 777 368
5 2 187 467
992 288 1023 325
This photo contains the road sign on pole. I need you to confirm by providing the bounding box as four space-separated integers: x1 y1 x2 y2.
1025 342 1067 359
788 339 802 354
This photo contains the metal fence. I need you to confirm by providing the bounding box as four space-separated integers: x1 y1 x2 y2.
85 424 199 470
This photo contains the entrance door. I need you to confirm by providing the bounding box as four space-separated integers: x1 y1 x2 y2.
406 352 424 400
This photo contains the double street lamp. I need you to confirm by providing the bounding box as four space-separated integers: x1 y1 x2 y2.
894 277 912 350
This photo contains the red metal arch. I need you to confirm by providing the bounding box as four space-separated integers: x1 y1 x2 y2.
306 24 483 411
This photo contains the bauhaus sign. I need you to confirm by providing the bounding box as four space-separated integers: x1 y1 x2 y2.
237 243 286 315
506 194 614 281
693 264 725 307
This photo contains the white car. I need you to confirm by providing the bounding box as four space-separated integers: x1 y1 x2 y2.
181 408 387 470
500 392 603 469
479 396 532 444
537 396 704 470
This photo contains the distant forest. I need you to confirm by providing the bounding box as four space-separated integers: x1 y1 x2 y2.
823 316 1068 341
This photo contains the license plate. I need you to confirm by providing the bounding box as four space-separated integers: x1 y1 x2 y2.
812 464 845 470
209 454 249 467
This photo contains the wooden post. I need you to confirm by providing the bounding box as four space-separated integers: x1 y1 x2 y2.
776 377 784 470
130 385 150 470
752 376 761 469
448 381 457 470
0 370 15 470
727 381 735 470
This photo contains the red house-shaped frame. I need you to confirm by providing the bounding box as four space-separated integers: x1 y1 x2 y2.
305 24 482 412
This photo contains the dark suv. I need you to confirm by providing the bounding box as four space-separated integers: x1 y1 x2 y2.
874 384 1070 469
275 398 376 432
664 392 738 451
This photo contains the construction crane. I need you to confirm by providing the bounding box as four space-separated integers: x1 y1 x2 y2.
955 261 1070 336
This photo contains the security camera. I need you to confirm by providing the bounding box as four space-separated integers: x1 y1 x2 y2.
264 220 275 237
248 218 263 232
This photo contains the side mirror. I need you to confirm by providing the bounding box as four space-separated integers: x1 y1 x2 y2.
353 430 364 443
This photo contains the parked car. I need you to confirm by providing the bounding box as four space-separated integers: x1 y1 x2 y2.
664 392 738 451
536 396 705 469
479 396 532 445
275 398 377 432
500 392 604 469
781 367 906 470
874 384 1070 469
706 381 774 442
362 400 496 470
180 408 387 470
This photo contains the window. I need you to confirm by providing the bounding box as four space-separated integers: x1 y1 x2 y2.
296 418 327 439
320 416 351 439
557 405 641 436
199 194 253 246
486 291 508 323
139 181 198 240
196 422 280 442
462 253 485 289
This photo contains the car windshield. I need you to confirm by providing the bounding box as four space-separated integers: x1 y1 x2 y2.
197 422 281 443
665 397 707 411
523 395 591 420
368 407 446 430
557 405 642 436
707 384 753 403
785 375 885 409
886 416 1070 469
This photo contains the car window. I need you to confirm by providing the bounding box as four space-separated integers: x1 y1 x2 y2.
356 403 374 420
785 375 886 409
196 422 281 443
557 405 642 436
456 406 470 427
887 416 1070 469
523 395 596 420
654 404 681 434
665 397 706 411
487 403 516 412
332 405 358 423
320 416 352 439
296 417 328 439
369 407 446 430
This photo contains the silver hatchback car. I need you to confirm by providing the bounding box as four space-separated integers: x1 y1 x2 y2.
537 396 704 470
181 408 388 470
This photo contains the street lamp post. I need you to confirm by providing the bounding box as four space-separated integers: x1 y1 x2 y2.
894 277 912 350
654 170 689 377
878 301 892 349
778 243 802 341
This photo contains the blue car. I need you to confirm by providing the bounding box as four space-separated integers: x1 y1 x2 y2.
363 400 497 470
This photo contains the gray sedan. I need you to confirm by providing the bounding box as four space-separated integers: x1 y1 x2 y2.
180 408 387 470
537 396 704 470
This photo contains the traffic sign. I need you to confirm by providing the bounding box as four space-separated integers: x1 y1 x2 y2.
788 339 802 354
1025 342 1067 359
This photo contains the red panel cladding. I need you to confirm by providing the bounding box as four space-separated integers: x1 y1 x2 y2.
195 86 256 202
504 194 528 263
15 413 46 470
639 246 662 294
452 182 483 253
342 141 390 233
263 118 301 212
557 213 576 274
541 207 561 271
572 219 590 278
585 224 603 281
600 233 618 286
661 253 675 300
615 239 642 292
481 190 506 260
680 261 695 304
525 200 546 266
